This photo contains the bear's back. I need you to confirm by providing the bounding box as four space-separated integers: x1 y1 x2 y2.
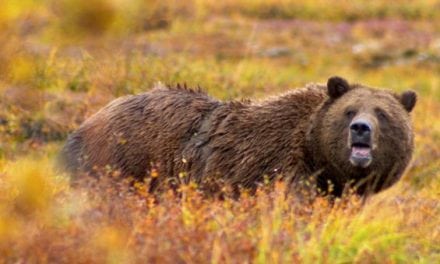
60 85 221 179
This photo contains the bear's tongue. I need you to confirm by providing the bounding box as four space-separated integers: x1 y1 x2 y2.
350 146 372 168
351 146 371 158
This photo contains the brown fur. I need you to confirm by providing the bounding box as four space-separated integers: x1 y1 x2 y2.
59 77 416 197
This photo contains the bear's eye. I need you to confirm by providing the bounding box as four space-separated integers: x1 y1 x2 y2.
345 109 356 119
375 108 388 121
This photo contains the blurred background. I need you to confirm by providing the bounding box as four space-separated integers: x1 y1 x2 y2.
0 1 439 262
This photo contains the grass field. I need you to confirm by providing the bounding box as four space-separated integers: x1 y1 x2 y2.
0 0 439 263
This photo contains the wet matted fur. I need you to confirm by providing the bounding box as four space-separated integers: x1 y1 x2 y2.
60 77 417 197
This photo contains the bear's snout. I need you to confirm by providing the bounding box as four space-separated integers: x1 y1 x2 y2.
350 119 372 145
349 116 375 168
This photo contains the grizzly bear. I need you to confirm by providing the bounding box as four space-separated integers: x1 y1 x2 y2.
59 76 417 197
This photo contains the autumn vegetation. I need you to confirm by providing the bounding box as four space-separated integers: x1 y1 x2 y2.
0 0 439 263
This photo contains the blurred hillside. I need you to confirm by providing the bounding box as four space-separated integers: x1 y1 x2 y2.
0 0 439 263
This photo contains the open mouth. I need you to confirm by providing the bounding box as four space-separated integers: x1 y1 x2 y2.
350 142 372 168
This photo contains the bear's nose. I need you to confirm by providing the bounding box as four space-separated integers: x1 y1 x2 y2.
350 120 372 137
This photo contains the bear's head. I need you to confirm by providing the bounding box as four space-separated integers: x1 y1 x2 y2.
306 76 417 196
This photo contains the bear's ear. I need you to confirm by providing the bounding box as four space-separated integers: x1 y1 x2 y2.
400 90 417 112
327 76 350 99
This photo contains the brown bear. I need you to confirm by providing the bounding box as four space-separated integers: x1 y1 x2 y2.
59 76 417 197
